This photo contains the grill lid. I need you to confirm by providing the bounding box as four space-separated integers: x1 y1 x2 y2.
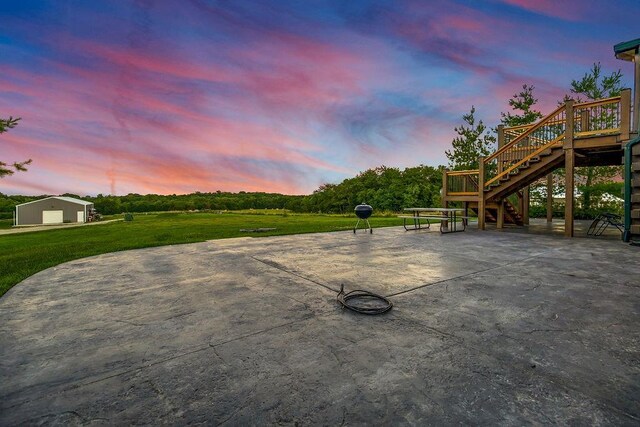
354 203 373 219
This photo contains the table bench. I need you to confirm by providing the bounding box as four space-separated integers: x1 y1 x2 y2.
400 208 469 233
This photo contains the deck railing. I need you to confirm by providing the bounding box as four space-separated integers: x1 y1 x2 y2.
444 170 479 196
573 97 622 137
443 93 628 198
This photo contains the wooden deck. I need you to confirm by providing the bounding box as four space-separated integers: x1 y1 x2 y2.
443 90 636 237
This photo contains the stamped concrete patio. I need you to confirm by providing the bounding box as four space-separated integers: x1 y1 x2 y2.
1 224 639 425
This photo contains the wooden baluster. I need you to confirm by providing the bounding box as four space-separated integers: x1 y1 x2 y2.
580 109 588 134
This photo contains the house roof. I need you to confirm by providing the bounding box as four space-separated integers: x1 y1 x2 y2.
16 196 93 207
614 38 640 61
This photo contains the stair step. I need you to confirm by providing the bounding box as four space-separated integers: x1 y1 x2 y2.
631 225 640 234
633 144 640 156
633 194 640 203
632 209 640 219
632 162 640 172
634 178 640 187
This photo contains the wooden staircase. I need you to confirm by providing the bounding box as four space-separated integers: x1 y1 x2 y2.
470 199 523 226
443 91 634 236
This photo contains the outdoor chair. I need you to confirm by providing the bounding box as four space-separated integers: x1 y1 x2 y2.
587 212 623 237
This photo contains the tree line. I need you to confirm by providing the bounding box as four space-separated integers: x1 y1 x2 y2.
0 164 443 217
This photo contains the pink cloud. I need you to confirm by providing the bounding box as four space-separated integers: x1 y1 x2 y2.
0 54 355 195
499 0 586 21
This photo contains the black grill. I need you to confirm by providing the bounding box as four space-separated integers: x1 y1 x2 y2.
353 203 373 233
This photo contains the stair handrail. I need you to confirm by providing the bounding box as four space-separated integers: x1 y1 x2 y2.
484 104 566 164
574 95 621 109
484 134 564 188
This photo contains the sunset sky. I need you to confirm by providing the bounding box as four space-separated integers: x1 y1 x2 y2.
1 0 639 196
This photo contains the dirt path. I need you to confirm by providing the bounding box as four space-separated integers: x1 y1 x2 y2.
0 219 121 235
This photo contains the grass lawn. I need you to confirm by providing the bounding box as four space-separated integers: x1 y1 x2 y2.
0 212 404 297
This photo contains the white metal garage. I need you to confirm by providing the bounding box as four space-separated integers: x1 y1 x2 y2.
15 196 95 226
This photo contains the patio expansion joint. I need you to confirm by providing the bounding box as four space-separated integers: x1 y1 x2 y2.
250 255 340 294
385 250 551 298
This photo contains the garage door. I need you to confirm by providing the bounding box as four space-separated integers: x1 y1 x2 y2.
42 210 64 224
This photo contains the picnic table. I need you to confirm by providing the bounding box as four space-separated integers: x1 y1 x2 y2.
399 208 469 233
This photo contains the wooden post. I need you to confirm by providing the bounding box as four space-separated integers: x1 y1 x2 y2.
497 200 504 229
564 99 575 237
620 88 631 141
580 110 589 136
565 149 575 237
497 125 504 176
546 173 553 223
523 187 530 225
478 158 485 230
518 191 524 218
442 169 448 208
563 100 575 150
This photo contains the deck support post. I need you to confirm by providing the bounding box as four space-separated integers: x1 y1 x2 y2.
478 158 485 230
518 191 524 221
442 169 448 208
497 200 505 229
546 173 553 223
564 149 575 237
522 187 530 225
564 99 575 237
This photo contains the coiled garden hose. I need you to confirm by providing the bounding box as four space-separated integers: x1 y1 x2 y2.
336 284 393 315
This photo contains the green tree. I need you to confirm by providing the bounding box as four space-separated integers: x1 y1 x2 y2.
445 106 496 170
568 63 623 101
500 84 543 127
1 117 32 178
500 85 544 209
568 63 623 211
